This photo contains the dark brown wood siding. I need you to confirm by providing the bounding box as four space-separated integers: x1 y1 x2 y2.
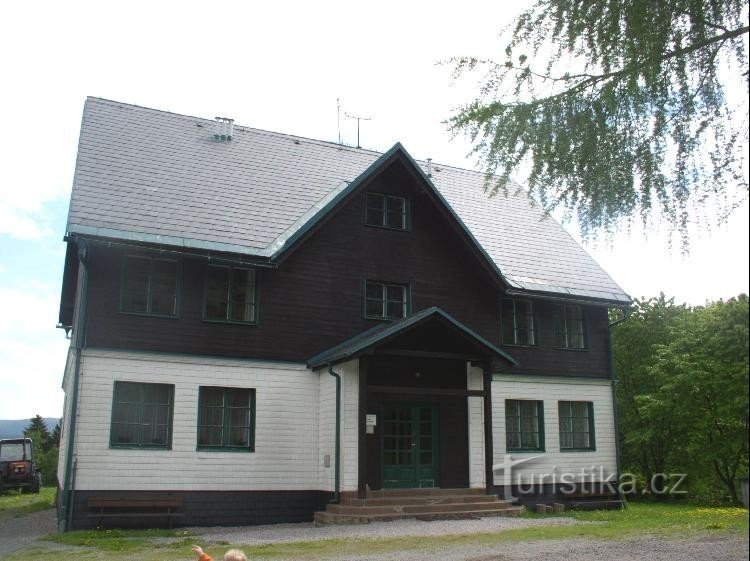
82 159 610 378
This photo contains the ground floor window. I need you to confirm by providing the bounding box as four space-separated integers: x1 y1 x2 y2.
558 401 595 450
197 386 256 451
505 399 545 452
110 381 174 449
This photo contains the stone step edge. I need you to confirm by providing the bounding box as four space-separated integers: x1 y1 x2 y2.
313 506 525 526
327 502 518 516
340 495 506 507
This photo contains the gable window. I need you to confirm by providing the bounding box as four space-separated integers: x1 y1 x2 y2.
121 255 179 317
204 265 258 323
365 192 410 230
197 386 256 451
110 381 174 449
365 280 409 320
501 298 537 346
559 401 595 450
505 399 545 452
553 303 586 349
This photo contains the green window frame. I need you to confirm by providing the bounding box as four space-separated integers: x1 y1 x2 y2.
559 401 596 451
197 386 256 451
365 192 410 230
203 265 258 324
110 381 174 449
501 298 538 346
364 280 410 320
505 399 545 452
553 303 587 349
120 255 180 317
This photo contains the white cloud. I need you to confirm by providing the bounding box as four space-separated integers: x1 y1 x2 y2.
0 207 55 240
0 286 67 418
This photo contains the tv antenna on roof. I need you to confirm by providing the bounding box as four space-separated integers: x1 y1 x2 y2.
344 109 372 149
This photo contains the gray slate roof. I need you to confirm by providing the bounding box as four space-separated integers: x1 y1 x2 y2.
67 97 630 304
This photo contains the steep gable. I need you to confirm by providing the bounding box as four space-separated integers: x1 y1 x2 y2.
67 97 629 304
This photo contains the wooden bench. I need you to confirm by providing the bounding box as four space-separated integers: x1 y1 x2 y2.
555 485 622 510
87 494 184 528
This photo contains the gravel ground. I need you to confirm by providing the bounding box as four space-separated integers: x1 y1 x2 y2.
333 533 749 561
1 509 746 561
189 518 748 561
0 508 57 555
188 515 583 544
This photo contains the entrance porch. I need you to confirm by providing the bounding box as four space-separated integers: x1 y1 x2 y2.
308 307 517 522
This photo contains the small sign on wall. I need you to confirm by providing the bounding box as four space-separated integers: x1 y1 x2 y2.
366 413 377 434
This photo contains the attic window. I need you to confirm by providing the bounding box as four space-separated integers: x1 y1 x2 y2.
365 192 410 230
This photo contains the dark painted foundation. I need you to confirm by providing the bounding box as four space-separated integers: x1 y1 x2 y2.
67 490 333 530
493 481 622 509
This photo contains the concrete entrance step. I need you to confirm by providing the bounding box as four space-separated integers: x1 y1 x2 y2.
315 488 523 525
365 487 485 498
340 494 502 507
314 505 524 525
327 500 517 516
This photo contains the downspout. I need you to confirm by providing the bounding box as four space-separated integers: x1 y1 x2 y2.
61 239 89 531
327 364 341 504
608 308 630 507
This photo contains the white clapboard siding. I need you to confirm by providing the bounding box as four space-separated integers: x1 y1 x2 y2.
338 360 360 492
317 368 336 492
491 374 617 485
315 359 359 492
57 348 77 486
73 349 320 491
467 365 485 488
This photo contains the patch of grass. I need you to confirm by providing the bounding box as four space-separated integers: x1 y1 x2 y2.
6 503 748 561
44 528 193 552
0 487 55 521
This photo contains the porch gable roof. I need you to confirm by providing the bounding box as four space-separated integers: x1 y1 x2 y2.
307 306 517 369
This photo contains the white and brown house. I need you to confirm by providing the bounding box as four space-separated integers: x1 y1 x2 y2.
56 97 630 530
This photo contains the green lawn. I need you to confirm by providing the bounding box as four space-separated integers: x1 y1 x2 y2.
4 502 748 561
0 487 55 522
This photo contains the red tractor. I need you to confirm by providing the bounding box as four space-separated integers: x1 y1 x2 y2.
0 438 41 493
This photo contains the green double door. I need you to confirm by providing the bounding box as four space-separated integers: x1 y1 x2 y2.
382 404 438 488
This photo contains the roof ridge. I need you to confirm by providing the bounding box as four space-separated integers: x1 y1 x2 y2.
85 96 492 178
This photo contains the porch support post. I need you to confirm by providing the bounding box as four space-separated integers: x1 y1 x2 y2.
358 357 368 499
482 361 494 495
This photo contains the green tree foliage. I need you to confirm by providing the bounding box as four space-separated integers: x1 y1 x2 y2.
22 415 59 488
23 415 51 451
449 0 749 246
614 294 750 503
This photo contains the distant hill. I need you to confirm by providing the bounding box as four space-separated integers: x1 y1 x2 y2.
0 418 59 440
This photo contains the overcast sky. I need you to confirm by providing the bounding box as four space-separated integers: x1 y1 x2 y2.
0 0 747 420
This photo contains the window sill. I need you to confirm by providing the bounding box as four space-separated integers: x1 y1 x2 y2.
110 444 172 451
202 318 258 326
501 342 539 348
553 346 589 352
196 447 255 453
560 448 596 453
506 448 545 454
119 311 179 320
364 315 404 322
364 223 411 233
